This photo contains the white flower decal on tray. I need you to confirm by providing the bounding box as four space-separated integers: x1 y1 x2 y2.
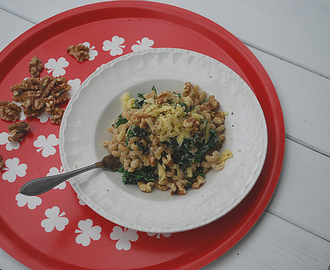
103 36 125 56
45 57 69 76
110 226 139 251
68 78 81 99
2 158 27 182
82 42 98 61
33 134 59 157
15 193 42 210
47 166 66 190
0 132 20 151
75 219 102 247
77 194 86 206
41 206 69 232
37 113 51 124
147 232 172 239
131 37 154 52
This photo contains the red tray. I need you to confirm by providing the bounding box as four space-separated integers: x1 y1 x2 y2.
0 2 285 269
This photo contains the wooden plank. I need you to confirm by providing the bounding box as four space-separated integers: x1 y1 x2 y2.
266 139 330 241
204 213 330 270
249 46 330 157
0 9 34 51
152 0 330 78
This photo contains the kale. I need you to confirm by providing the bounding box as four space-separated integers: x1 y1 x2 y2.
126 125 149 146
119 166 155 185
135 93 146 109
193 129 220 163
187 166 206 187
126 125 148 139
115 114 128 127
167 129 220 165
151 86 157 96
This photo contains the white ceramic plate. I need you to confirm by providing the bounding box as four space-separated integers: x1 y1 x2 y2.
59 48 267 233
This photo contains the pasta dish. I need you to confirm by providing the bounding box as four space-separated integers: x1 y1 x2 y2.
103 82 232 195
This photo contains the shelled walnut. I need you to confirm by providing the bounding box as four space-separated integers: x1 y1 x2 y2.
28 56 43 77
8 121 30 142
0 101 21 121
67 44 90 62
10 75 71 124
50 108 65 125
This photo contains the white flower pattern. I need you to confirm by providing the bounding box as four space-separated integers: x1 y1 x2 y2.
147 232 172 239
75 219 102 246
0 132 20 151
37 113 51 123
15 193 42 210
131 37 154 52
77 194 87 206
82 42 98 61
103 36 125 56
41 206 69 232
68 78 81 99
2 158 27 182
47 166 66 190
45 57 69 76
33 134 59 157
110 226 139 251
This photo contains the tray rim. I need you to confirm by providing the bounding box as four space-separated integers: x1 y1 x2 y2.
0 1 285 269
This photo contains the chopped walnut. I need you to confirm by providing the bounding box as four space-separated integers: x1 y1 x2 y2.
10 75 71 123
138 181 155 193
183 118 200 134
67 44 90 62
0 155 4 169
50 107 65 125
191 175 205 189
29 56 43 77
8 121 30 142
0 101 21 121
10 77 40 102
156 91 172 104
44 96 56 114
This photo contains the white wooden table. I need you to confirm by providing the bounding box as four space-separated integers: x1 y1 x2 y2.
0 1 329 269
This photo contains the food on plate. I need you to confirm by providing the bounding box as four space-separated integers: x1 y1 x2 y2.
103 82 232 195
67 44 90 62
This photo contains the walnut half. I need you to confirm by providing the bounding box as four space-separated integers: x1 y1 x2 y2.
8 121 30 142
29 56 43 77
0 101 21 122
67 44 90 62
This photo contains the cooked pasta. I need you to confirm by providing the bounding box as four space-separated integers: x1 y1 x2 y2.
103 82 232 195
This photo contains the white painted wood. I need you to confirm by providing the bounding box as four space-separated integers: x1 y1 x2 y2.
151 0 330 78
1 0 330 78
267 139 330 242
249 46 330 157
0 9 34 51
204 213 330 270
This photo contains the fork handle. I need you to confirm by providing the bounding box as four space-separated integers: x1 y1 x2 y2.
19 163 97 196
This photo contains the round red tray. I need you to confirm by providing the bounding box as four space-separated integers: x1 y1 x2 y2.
0 2 285 269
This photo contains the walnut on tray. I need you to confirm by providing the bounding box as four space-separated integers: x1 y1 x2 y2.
10 75 71 124
8 121 30 142
0 101 21 121
67 44 90 62
29 56 43 77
